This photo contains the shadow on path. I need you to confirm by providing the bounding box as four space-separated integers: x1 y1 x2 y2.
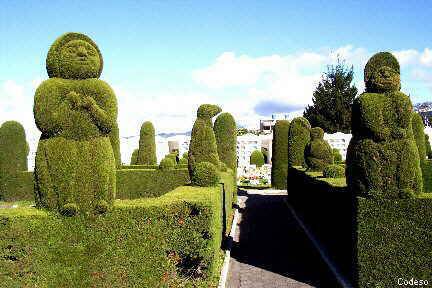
228 189 340 288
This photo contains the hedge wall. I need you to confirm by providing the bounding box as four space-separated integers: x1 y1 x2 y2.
271 120 289 189
0 180 236 287
0 171 34 202
288 167 432 287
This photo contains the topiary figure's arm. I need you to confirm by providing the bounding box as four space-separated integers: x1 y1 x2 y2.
389 92 413 139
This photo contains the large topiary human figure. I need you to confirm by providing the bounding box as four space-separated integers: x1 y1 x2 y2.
136 121 157 165
188 104 221 177
288 117 311 167
34 32 118 215
346 52 422 198
214 112 237 171
110 122 121 168
305 127 333 171
412 113 426 163
271 120 290 189
0 121 29 200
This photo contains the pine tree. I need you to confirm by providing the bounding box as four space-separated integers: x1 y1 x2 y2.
304 59 358 133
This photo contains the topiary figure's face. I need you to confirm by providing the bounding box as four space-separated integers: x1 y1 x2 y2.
364 52 400 93
310 127 324 140
58 40 101 79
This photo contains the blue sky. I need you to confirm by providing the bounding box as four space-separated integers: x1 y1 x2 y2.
1 1 432 159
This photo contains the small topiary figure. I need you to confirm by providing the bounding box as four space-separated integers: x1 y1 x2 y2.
0 121 29 200
426 134 432 159
110 122 121 168
137 121 157 165
250 150 265 167
323 164 345 178
332 148 343 164
288 117 311 167
34 32 118 215
192 162 220 187
188 104 221 177
305 127 333 171
130 148 138 165
214 112 237 171
412 113 426 163
159 157 175 170
346 52 423 198
271 120 290 189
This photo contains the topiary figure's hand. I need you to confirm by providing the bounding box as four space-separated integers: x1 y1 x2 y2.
66 91 82 109
81 95 97 110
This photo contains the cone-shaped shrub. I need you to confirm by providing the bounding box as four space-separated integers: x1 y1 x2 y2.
426 134 432 159
0 121 29 200
137 121 157 165
214 112 237 171
250 150 265 167
346 52 422 198
412 113 426 162
130 149 138 165
188 104 221 176
305 127 333 171
192 161 220 187
323 164 345 178
34 32 117 214
288 117 311 167
332 148 343 164
271 120 290 189
110 122 121 168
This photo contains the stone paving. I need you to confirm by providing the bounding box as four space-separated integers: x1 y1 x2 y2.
226 189 340 288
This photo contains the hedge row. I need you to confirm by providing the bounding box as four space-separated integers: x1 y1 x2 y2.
287 167 432 287
121 164 188 170
0 180 236 287
0 171 34 202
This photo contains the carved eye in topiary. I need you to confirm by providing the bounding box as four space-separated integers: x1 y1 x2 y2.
59 40 101 79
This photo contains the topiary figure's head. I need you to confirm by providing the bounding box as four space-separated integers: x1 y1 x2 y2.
364 52 400 93
46 32 103 79
197 104 222 119
140 121 155 138
310 127 324 140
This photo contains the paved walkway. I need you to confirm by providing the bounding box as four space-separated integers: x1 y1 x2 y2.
226 189 340 288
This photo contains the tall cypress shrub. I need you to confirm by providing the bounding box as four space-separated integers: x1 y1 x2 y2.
271 120 289 189
137 121 157 165
288 117 311 167
214 112 237 171
412 113 426 162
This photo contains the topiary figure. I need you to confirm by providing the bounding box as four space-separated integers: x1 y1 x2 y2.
159 157 175 170
130 148 138 165
346 52 423 199
109 122 121 168
214 112 237 171
271 120 290 189
426 134 432 159
323 164 345 178
332 148 343 164
250 150 265 167
33 32 118 215
188 104 221 177
166 152 179 164
412 113 426 163
288 117 311 167
137 121 157 165
0 121 29 200
191 162 220 187
305 127 333 171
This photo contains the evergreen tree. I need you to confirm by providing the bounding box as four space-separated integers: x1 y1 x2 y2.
304 59 358 133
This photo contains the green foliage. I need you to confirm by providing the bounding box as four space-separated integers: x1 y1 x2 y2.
137 121 157 165
0 183 237 287
178 157 188 165
214 112 237 171
109 122 121 168
191 162 220 187
421 160 432 193
288 117 311 167
412 113 426 162
304 58 358 133
0 121 29 200
271 120 290 189
250 150 265 167
426 134 432 159
130 149 138 165
166 152 179 164
188 104 221 176
323 164 345 178
220 162 227 172
305 127 333 171
34 33 118 214
159 157 175 170
332 148 343 164
347 52 422 199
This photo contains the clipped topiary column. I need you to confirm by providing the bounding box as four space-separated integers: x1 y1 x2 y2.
412 113 426 163
130 148 138 165
0 121 29 200
214 112 237 171
305 127 333 171
34 32 118 215
137 121 157 165
188 104 221 177
250 150 265 167
271 120 289 189
346 52 422 198
288 117 311 167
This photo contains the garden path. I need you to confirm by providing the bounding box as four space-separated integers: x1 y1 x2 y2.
226 189 340 288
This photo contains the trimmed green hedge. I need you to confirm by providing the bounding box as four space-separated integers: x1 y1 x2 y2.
422 160 432 193
271 120 289 189
192 162 220 187
288 117 311 167
0 181 235 287
214 112 237 171
0 171 34 202
116 168 190 199
323 164 345 178
250 150 265 167
137 121 157 165
109 122 121 168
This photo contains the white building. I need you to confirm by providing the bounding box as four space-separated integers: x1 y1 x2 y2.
324 132 352 160
259 113 291 134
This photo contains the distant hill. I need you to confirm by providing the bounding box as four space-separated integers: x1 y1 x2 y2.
414 102 432 127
